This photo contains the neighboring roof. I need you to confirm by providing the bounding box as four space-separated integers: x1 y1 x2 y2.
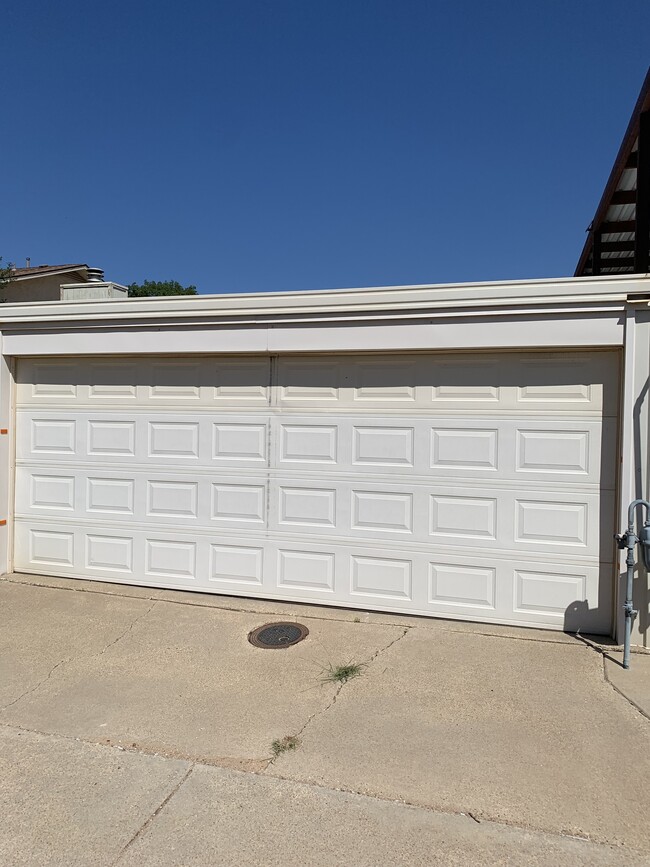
576 68 650 276
10 264 88 279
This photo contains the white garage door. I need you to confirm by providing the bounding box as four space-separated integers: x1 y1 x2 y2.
13 351 618 632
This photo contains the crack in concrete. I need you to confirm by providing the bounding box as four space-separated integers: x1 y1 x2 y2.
0 599 158 714
0 657 71 712
110 764 195 866
572 638 650 727
599 653 650 723
366 625 409 666
95 598 158 658
266 628 410 768
575 637 650 724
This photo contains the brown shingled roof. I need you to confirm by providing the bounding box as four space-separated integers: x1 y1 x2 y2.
10 264 88 277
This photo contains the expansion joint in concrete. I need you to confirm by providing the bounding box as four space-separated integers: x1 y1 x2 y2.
110 764 195 866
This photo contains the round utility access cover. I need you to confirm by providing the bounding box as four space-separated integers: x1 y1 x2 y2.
248 622 309 649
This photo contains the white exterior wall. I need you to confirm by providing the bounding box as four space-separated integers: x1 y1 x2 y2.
59 283 128 301
1 274 649 643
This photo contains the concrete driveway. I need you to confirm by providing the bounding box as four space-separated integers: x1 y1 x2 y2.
2 573 650 866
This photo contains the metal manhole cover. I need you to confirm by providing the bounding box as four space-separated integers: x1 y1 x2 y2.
248 622 309 649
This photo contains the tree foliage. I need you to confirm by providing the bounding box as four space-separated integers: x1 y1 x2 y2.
0 257 14 285
127 279 198 298
0 257 15 302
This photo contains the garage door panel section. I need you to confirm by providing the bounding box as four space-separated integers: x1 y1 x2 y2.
17 352 617 415
272 351 618 416
276 421 340 465
270 414 612 485
15 470 609 569
17 411 270 469
14 352 619 632
16 357 273 408
16 466 269 530
13 520 613 632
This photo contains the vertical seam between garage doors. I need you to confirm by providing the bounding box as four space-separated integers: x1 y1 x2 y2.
267 355 278 528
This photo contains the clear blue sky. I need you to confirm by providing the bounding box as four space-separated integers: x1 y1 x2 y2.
3 1 649 294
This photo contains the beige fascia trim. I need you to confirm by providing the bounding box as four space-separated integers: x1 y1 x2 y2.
0 274 646 328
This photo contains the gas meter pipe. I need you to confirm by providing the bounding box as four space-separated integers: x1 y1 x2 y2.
616 499 650 670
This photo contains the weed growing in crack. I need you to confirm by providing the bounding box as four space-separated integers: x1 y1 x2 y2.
319 661 365 685
270 735 300 758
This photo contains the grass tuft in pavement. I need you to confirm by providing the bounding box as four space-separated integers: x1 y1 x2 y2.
270 735 301 758
319 661 365 685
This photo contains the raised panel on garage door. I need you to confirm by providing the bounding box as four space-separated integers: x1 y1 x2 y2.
13 351 619 633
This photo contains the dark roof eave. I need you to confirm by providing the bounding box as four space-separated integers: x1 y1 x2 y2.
575 68 650 276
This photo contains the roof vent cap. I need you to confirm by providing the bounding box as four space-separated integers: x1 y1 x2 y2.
86 267 105 282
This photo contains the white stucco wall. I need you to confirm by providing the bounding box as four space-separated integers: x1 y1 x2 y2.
1 274 72 303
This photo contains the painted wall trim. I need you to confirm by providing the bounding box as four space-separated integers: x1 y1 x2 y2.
1 312 625 357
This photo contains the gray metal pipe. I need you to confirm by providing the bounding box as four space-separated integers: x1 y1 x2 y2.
616 499 649 669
